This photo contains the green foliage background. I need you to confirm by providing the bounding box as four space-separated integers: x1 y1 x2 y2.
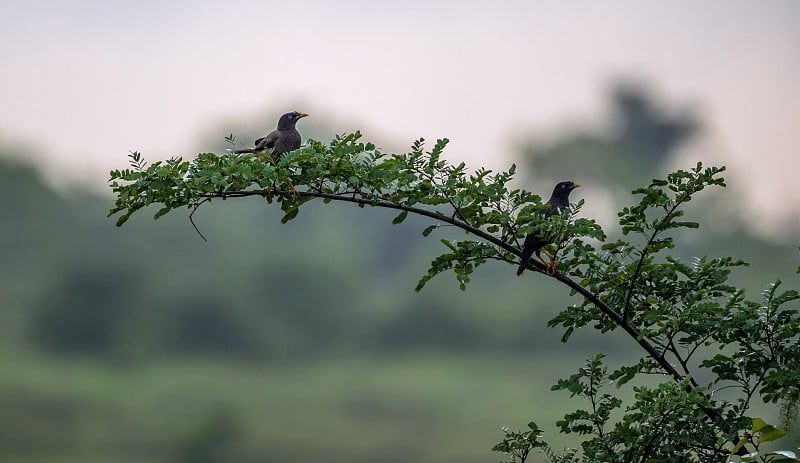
1 85 798 462
0 154 595 463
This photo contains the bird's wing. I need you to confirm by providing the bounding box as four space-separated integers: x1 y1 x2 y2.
541 203 557 218
254 129 280 150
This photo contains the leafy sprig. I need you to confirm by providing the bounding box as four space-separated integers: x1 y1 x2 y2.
109 133 603 289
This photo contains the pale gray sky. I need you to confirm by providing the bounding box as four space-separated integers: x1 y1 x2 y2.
1 0 798 233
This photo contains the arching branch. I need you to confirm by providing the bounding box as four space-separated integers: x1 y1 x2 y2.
196 187 692 389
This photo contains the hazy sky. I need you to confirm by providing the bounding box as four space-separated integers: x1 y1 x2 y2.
1 0 798 233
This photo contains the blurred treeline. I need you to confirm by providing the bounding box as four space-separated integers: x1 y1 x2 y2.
0 82 797 462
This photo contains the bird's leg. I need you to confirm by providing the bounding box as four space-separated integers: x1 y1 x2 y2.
269 179 298 196
267 154 297 196
286 179 299 197
537 248 559 275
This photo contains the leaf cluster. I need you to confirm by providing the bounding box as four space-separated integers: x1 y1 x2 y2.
519 165 800 462
109 133 603 290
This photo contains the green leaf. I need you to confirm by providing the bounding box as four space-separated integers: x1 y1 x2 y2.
752 417 786 443
613 367 637 388
751 417 769 432
280 208 299 224
422 225 437 237
392 210 408 224
153 206 172 220
115 210 134 227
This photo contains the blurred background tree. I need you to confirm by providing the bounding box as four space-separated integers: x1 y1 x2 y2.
520 80 701 192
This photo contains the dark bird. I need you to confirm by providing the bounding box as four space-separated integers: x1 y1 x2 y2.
235 111 309 161
516 181 581 276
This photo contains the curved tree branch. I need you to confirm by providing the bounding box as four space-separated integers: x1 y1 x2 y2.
197 188 688 386
197 187 745 453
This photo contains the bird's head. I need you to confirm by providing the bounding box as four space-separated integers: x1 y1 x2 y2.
553 181 581 195
277 111 310 130
548 181 581 205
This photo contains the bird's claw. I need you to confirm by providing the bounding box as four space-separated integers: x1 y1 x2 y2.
545 259 559 275
539 250 560 275
286 180 299 197
269 182 298 197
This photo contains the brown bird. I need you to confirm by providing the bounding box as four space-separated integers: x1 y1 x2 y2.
235 111 309 161
516 181 581 276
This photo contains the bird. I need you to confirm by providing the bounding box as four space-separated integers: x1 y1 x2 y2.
516 181 581 276
235 111 309 161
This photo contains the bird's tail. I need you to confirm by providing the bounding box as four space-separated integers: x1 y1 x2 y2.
516 260 527 276
234 148 256 154
516 247 536 276
516 256 529 276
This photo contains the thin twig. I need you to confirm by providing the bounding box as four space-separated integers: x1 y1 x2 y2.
622 197 688 321
188 197 213 242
